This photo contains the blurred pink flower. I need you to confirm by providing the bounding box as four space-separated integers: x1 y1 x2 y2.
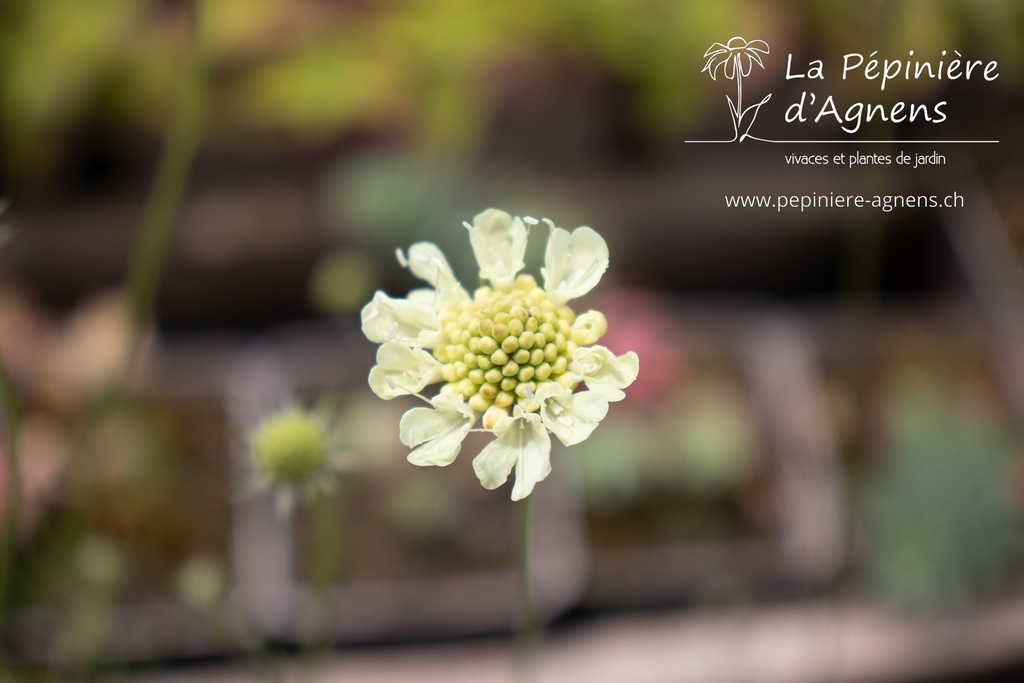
592 291 683 404
0 415 68 540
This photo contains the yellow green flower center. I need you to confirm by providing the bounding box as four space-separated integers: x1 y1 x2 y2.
433 275 578 412
252 410 327 483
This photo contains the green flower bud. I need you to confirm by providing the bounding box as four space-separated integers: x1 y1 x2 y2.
252 409 327 483
478 336 498 355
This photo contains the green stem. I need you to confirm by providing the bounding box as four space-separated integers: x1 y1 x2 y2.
0 352 20 683
514 494 541 682
308 489 341 647
123 0 209 372
0 349 21 658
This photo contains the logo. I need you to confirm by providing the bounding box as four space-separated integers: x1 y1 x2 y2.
701 36 772 142
691 37 1000 144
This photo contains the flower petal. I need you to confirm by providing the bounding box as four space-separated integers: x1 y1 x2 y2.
360 291 440 346
512 437 552 501
403 242 469 306
702 51 732 76
399 393 475 466
571 345 639 402
745 40 769 55
570 310 608 345
541 225 609 305
724 54 737 80
472 435 519 492
703 42 730 58
537 382 609 447
737 54 751 78
406 287 443 309
473 407 552 500
709 57 729 80
467 209 528 289
368 342 442 399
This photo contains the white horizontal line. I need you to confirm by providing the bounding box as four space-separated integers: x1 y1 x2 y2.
685 139 999 144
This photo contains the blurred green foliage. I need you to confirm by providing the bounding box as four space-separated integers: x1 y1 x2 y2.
13 531 127 676
800 0 1024 105
323 150 481 251
308 247 381 317
0 0 144 183
317 147 590 301
672 384 758 496
223 0 752 150
174 553 226 613
861 372 1024 609
53 535 126 668
574 379 761 509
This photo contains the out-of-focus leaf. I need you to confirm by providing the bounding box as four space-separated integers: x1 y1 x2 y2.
230 34 406 139
0 0 141 178
671 385 758 496
861 373 1023 609
308 248 381 317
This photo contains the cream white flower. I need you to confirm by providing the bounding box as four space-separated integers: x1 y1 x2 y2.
542 225 609 306
362 209 638 500
467 208 528 289
368 341 441 399
571 345 640 402
473 407 551 501
400 392 475 466
537 382 608 446
399 242 469 306
360 291 438 346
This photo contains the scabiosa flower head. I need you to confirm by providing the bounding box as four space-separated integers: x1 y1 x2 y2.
362 209 639 500
246 404 345 515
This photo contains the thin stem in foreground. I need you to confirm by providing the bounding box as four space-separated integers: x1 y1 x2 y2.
514 494 542 681
123 0 209 373
0 351 21 647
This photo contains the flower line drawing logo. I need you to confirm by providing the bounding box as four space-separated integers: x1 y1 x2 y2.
701 36 772 142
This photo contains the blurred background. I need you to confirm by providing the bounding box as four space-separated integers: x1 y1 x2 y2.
1 0 1024 681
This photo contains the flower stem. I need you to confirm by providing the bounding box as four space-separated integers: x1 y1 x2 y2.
0 351 21 636
735 57 744 120
123 0 209 373
308 489 341 645
514 494 542 681
734 57 745 141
